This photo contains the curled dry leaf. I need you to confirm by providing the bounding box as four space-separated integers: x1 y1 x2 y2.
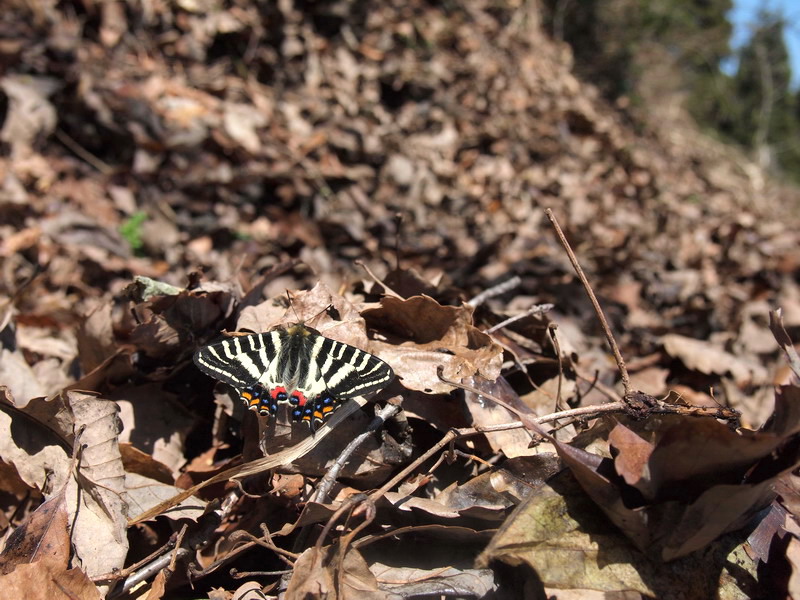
364 295 503 395
383 468 531 522
64 391 128 579
236 281 367 342
0 389 128 588
435 469 528 516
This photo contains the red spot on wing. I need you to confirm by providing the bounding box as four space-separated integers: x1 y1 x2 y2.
270 386 287 401
292 391 308 406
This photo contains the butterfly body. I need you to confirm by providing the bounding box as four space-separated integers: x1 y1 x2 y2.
194 323 394 429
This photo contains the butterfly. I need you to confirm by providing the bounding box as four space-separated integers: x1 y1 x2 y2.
193 323 394 429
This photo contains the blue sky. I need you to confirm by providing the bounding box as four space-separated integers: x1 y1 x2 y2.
728 0 800 89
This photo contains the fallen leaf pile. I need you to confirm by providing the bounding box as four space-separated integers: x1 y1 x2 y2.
2 1 800 598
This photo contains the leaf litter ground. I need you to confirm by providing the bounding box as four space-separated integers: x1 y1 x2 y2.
2 1 800 598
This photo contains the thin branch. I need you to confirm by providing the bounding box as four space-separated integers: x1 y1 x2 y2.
128 397 369 525
467 275 522 307
544 208 632 397
315 494 367 552
55 128 114 175
548 322 568 412
115 548 191 595
312 401 402 503
368 396 740 503
438 367 550 437
355 260 402 298
369 430 458 503
484 303 554 334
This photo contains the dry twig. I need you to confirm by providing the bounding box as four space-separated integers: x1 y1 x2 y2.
545 208 632 397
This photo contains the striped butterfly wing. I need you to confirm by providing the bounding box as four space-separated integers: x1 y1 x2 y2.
311 334 394 399
193 325 394 427
193 331 281 391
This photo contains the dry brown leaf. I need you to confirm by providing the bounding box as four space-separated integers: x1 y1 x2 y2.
128 287 229 359
0 557 101 600
554 385 800 560
0 349 47 405
0 487 69 574
370 564 496 597
365 295 503 395
285 545 383 600
0 225 41 256
64 392 128 579
0 75 59 158
119 443 175 484
661 333 765 386
143 567 168 600
236 282 366 340
0 388 72 492
99 0 127 48
479 471 759 598
114 383 194 473
608 424 654 487
222 102 268 153
626 366 669 396
231 581 269 600
519 376 579 419
435 470 525 516
125 472 205 521
76 299 117 374
463 376 538 458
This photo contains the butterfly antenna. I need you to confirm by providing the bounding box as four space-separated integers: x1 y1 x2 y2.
308 303 333 328
286 290 302 323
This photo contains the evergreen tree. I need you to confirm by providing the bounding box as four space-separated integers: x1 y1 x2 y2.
542 0 733 100
731 12 800 177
